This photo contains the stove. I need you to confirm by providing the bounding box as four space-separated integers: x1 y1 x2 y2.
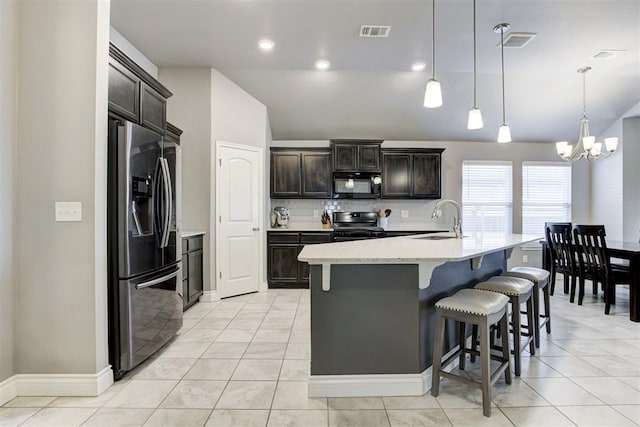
332 211 385 242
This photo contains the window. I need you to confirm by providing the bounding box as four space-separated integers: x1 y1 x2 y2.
462 161 513 234
522 162 572 235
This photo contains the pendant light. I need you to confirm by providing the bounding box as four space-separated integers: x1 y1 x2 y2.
494 23 511 143
424 0 443 108
467 0 483 129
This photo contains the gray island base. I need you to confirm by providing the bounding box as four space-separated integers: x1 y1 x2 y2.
298 232 541 397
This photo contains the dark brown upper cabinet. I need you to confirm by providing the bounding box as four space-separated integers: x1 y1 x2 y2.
331 139 382 172
108 43 172 135
271 148 331 199
140 83 167 135
381 148 444 199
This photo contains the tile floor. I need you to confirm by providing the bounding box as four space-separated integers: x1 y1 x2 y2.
1 283 639 426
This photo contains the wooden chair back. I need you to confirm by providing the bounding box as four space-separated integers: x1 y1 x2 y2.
545 223 575 274
573 225 609 282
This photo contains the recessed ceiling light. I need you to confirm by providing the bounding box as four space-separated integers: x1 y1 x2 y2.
411 62 426 72
590 49 626 60
258 39 275 51
315 59 330 70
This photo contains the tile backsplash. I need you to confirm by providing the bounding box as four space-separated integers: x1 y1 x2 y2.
269 199 450 228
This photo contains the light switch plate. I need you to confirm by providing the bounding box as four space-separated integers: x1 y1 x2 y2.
55 202 82 222
401 210 409 218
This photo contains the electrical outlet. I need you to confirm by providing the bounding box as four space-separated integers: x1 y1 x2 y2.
522 255 529 263
55 202 82 222
313 210 319 217
401 210 409 218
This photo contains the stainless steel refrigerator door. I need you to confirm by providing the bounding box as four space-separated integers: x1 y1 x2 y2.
161 141 180 265
118 265 183 372
117 121 165 278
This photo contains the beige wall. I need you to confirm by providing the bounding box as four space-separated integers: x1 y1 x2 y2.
16 0 110 374
0 0 18 384
592 102 640 241
622 117 640 240
159 68 214 291
158 68 269 294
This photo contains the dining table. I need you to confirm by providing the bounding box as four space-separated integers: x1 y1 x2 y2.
541 239 640 322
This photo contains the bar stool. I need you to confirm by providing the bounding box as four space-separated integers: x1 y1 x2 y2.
474 276 535 376
501 267 551 348
431 288 512 417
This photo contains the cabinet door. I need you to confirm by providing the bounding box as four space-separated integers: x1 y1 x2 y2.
381 153 411 198
268 245 300 282
140 83 166 135
188 249 204 302
358 145 381 171
108 59 140 122
333 144 357 171
412 153 441 198
301 152 331 198
271 152 301 197
298 245 310 281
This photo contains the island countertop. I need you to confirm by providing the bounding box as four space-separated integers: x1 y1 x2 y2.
298 232 542 265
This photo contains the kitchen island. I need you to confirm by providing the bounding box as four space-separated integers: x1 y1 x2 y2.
298 232 541 397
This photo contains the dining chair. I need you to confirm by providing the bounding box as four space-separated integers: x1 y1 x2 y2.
572 225 631 312
545 223 577 296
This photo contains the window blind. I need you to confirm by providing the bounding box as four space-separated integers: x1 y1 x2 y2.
462 161 513 234
522 162 572 235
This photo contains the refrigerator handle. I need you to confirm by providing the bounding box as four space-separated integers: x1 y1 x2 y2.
153 158 163 242
160 157 172 248
135 268 180 290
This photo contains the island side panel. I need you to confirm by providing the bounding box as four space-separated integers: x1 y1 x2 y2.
310 264 421 375
418 250 507 371
309 250 508 376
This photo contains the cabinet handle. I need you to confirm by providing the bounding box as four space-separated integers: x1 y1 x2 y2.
252 227 260 232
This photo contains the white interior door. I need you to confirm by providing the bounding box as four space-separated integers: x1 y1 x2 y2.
216 142 262 298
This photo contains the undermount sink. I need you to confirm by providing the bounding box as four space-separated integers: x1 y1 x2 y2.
414 235 466 240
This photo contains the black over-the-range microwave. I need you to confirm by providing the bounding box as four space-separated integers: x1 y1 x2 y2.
333 172 382 199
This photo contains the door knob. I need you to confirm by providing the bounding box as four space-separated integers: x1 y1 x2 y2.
252 227 260 232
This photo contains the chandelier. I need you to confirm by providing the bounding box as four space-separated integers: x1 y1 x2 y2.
556 67 618 162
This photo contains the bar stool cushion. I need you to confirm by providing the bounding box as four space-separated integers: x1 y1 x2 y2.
503 267 550 285
435 289 509 316
475 276 534 296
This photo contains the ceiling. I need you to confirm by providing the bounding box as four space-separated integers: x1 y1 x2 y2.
110 0 640 143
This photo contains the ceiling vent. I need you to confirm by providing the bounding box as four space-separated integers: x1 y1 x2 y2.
590 49 626 60
359 25 391 38
497 32 537 48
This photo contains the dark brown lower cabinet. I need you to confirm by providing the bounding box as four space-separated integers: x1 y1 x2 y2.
182 235 204 310
268 231 332 288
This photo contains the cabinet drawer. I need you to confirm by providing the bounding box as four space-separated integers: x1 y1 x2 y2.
268 232 300 244
300 233 332 244
188 236 203 252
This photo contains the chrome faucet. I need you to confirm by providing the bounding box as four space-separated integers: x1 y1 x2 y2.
431 199 463 238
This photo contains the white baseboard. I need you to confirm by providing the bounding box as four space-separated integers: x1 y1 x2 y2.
308 346 461 398
260 281 268 292
0 376 18 406
0 366 113 405
309 370 432 397
200 290 221 302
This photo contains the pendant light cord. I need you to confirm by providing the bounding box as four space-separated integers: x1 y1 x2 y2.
582 71 587 118
501 26 506 124
432 0 436 78
472 0 477 107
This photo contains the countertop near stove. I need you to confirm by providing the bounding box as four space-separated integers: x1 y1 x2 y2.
267 223 450 233
268 223 333 232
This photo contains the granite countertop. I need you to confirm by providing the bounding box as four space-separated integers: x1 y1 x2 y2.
267 223 450 232
298 232 543 264
268 223 333 232
181 231 206 238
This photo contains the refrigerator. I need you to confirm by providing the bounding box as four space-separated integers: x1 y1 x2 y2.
107 119 182 379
